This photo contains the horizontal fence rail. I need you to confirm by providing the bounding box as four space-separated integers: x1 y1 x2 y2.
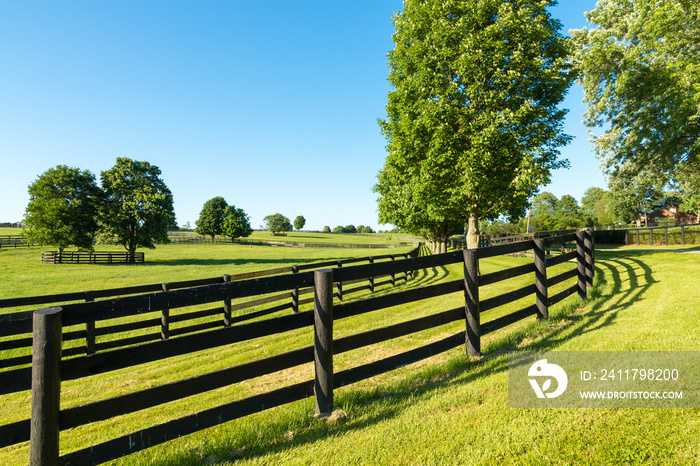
0 231 595 465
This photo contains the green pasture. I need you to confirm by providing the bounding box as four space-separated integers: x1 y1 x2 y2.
0 236 417 314
1 242 699 464
179 230 421 245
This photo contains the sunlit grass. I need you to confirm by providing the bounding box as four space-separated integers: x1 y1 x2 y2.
2 245 698 465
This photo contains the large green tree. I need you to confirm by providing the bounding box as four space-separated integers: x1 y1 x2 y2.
529 191 559 231
375 0 573 250
221 205 253 241
24 165 102 253
101 158 175 262
581 187 615 227
554 194 583 229
195 196 229 241
293 215 306 231
263 213 292 234
529 191 585 231
674 162 700 220
607 164 665 226
572 0 700 182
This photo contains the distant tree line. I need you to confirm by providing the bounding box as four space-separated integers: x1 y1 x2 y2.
482 184 696 238
23 158 175 262
322 225 375 234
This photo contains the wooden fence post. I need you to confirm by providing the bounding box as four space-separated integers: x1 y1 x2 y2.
313 269 334 415
161 283 170 339
636 229 640 246
576 231 587 300
336 261 343 302
681 225 686 245
534 239 548 320
292 265 299 313
223 274 232 327
585 228 595 289
30 307 63 466
390 255 395 286
403 253 409 282
84 291 96 355
368 257 375 293
463 249 480 358
649 228 653 246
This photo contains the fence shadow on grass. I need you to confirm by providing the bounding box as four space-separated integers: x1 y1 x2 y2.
408 265 451 288
146 252 656 465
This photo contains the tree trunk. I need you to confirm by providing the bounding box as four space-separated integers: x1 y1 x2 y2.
440 222 448 253
466 212 479 249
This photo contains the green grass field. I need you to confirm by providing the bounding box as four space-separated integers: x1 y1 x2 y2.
0 231 418 314
1 239 699 465
169 230 421 245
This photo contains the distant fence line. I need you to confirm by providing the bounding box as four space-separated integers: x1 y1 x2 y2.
621 223 700 246
166 235 417 249
0 235 30 249
459 223 700 247
589 222 700 246
41 251 145 264
0 231 594 465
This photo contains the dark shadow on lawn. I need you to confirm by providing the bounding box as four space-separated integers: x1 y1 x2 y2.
147 252 658 465
409 266 450 288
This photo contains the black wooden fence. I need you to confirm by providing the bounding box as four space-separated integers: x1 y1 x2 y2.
40 251 146 264
624 223 700 246
0 249 420 370
0 235 29 249
0 231 594 465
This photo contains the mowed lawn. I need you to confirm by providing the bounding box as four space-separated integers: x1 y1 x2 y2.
1 242 699 464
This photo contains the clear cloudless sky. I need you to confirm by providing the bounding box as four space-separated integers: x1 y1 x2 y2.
0 0 602 231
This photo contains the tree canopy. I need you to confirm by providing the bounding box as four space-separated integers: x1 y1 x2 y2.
101 158 175 261
572 0 700 184
23 165 102 253
529 191 585 230
221 205 253 240
581 187 615 227
264 213 292 234
195 197 229 241
607 164 665 225
293 215 306 231
674 162 700 219
374 0 573 249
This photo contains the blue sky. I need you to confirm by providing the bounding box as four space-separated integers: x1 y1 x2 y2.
0 0 602 231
